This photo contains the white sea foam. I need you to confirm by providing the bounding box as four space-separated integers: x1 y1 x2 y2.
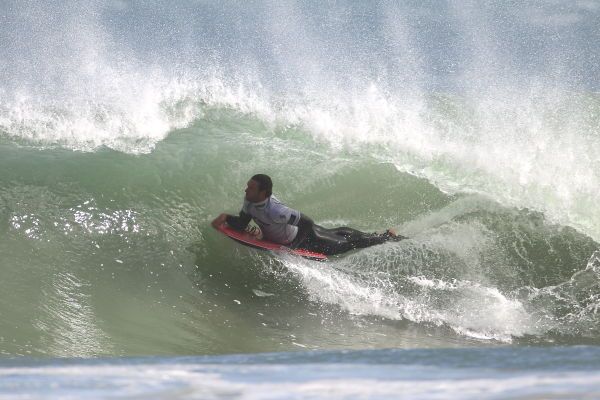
280 242 537 342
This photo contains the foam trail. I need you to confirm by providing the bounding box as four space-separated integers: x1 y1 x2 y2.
280 242 537 342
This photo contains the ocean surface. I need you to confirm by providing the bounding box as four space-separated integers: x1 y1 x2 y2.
1 1 599 398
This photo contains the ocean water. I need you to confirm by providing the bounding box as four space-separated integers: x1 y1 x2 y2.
3 347 600 399
1 1 599 398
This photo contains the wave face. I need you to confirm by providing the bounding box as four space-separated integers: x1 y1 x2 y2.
1 1 599 356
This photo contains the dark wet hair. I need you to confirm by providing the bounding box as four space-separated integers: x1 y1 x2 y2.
251 174 272 196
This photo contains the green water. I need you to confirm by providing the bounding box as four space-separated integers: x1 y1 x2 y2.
1 107 598 357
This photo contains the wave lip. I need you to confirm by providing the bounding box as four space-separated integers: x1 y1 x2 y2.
0 76 203 153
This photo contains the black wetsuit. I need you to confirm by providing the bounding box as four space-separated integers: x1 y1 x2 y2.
293 223 405 256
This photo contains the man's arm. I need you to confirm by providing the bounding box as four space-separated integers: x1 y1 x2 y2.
226 211 252 231
211 213 228 229
211 211 252 231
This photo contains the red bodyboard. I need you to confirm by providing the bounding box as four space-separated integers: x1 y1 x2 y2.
215 224 327 261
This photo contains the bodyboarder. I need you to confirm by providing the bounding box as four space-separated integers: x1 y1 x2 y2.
211 174 406 256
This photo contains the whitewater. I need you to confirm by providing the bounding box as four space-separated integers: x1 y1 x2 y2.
1 1 599 398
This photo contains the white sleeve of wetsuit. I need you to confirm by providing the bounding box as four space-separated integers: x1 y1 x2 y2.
268 202 301 226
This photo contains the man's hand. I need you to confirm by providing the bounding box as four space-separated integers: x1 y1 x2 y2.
211 213 228 229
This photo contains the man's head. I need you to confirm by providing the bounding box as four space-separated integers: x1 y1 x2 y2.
245 174 272 203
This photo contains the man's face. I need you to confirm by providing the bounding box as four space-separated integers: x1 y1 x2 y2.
245 179 267 203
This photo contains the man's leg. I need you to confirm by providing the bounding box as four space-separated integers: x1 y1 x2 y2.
331 227 405 247
297 225 406 256
299 225 353 255
329 227 367 240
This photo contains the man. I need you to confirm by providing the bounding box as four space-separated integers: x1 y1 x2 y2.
211 174 406 256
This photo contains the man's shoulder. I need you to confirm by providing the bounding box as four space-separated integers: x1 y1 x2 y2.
267 195 289 210
269 195 283 205
266 195 299 220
